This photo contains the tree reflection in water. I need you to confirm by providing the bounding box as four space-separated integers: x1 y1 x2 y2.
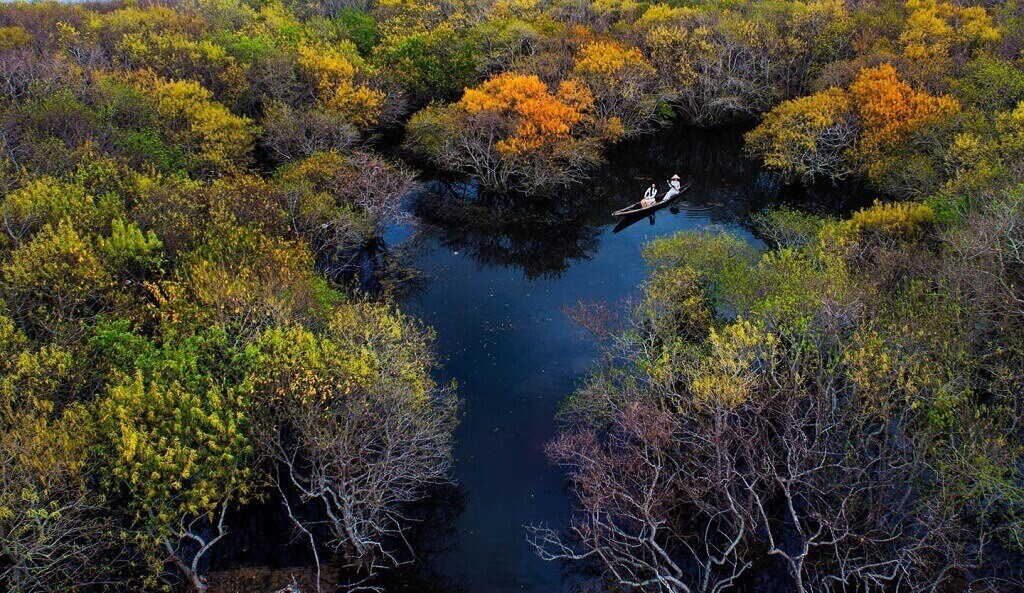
404 124 866 281
338 124 870 593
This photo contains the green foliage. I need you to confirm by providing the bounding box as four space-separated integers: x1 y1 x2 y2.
374 24 482 104
0 178 106 248
90 373 251 553
335 9 380 56
171 223 335 340
752 206 830 247
126 72 257 176
642 230 759 306
572 210 1024 587
98 219 164 281
954 56 1024 113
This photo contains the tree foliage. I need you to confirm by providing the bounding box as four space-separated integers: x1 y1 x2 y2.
3 0 1024 590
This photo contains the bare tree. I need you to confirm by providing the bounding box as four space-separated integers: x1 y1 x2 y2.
247 317 459 591
0 414 131 593
261 102 359 165
530 396 751 593
161 497 233 593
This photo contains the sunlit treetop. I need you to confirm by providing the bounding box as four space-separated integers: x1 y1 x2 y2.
297 42 385 127
900 0 999 62
573 40 655 79
460 73 594 154
848 63 960 152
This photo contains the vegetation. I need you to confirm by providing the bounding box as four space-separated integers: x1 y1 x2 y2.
1 0 1023 591
0 1 458 591
530 0 1024 590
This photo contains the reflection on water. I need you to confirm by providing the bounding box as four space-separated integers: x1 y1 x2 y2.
410 184 603 281
387 125 869 592
406 125 864 282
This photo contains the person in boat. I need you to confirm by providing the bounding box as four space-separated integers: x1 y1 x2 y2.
664 174 683 201
640 183 658 208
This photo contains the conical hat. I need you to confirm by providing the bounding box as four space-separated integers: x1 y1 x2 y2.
671 174 680 180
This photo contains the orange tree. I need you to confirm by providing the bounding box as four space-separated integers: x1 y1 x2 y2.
747 64 959 193
407 72 609 192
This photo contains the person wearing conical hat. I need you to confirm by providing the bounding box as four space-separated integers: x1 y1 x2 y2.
665 174 682 201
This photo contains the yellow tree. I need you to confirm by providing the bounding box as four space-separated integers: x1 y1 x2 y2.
296 43 385 129
745 87 855 183
899 0 999 72
124 71 257 176
572 40 660 138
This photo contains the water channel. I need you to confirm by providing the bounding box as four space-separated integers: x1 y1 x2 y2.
384 124 867 592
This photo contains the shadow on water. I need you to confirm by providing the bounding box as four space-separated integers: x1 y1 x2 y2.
404 124 869 282
383 124 871 593
209 124 870 592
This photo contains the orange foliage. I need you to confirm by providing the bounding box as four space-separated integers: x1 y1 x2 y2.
848 64 959 152
460 73 593 154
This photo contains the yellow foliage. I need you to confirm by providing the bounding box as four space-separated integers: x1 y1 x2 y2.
0 26 32 50
635 3 696 28
689 320 777 409
297 43 358 88
746 87 853 181
93 374 250 536
843 330 893 400
591 0 644 16
574 40 655 79
296 44 384 128
900 0 999 62
245 301 434 410
832 200 936 246
101 5 199 37
124 71 256 174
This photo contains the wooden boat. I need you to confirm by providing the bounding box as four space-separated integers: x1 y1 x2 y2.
612 181 692 217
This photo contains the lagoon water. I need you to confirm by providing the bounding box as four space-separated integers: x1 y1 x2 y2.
385 126 866 592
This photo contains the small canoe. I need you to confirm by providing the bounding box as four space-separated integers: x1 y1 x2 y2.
612 181 691 217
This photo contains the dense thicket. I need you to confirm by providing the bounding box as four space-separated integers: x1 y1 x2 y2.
0 1 457 591
529 0 1024 591
2 0 1024 591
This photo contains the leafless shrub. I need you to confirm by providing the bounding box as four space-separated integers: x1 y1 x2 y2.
261 102 359 165
0 416 132 593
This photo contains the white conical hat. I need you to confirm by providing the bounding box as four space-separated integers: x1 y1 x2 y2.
671 174 680 180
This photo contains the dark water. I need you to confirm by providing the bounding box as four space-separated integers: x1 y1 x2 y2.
382 125 866 593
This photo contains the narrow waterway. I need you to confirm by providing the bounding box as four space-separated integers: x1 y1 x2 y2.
385 126 866 592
